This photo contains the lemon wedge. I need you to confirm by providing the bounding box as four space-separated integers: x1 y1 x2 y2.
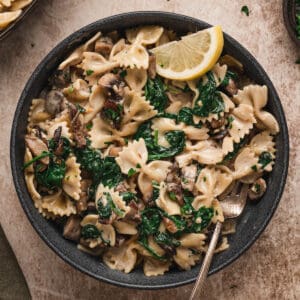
150 26 224 81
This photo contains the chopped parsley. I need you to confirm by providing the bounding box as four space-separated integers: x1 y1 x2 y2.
86 69 94 76
241 5 250 16
119 69 127 78
227 116 234 129
127 168 137 177
86 123 93 130
251 165 258 171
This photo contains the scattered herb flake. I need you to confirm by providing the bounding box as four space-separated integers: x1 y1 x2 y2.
251 165 258 172
86 69 94 76
119 69 127 78
128 168 137 177
169 191 177 201
241 5 250 16
86 123 93 130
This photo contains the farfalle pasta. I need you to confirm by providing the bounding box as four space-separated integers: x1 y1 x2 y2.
23 25 279 276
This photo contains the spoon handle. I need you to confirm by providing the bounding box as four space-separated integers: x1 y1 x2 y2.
189 221 222 300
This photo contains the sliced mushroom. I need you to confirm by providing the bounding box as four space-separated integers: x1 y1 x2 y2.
68 103 87 148
148 54 156 79
248 178 266 201
98 73 125 101
115 234 126 247
63 215 82 241
225 78 238 96
25 135 49 165
124 200 141 222
166 163 184 205
49 67 71 88
115 181 128 193
181 165 197 192
211 129 228 140
101 99 122 129
95 36 113 57
45 90 64 115
210 117 226 129
219 55 244 73
87 201 97 212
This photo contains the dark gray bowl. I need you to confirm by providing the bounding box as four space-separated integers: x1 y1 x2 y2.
10 11 289 289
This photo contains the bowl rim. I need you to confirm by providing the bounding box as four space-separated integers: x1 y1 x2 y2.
0 0 38 41
282 0 300 46
10 11 289 289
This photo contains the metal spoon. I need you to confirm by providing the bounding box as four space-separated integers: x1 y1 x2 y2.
189 183 249 300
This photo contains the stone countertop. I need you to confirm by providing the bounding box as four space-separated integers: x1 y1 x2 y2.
0 0 299 299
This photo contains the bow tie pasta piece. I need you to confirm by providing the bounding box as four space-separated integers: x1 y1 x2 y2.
142 160 172 182
43 109 71 139
25 173 41 202
116 139 148 174
62 156 81 201
250 131 276 156
124 68 147 91
228 103 256 143
89 117 121 148
156 182 181 215
202 63 227 87
151 118 209 147
195 166 233 198
63 79 90 102
126 26 164 45
27 99 51 130
222 136 235 156
95 184 130 221
58 32 101 70
193 92 234 124
249 131 276 172
122 90 157 124
109 38 126 60
179 233 206 251
80 52 119 76
113 220 137 235
143 258 171 277
0 9 22 29
41 189 76 217
103 241 138 274
173 247 201 270
46 121 71 140
81 214 116 248
84 85 106 123
233 85 279 134
9 0 33 10
233 147 259 179
138 160 172 200
176 140 224 167
165 90 193 114
135 235 166 258
111 43 149 69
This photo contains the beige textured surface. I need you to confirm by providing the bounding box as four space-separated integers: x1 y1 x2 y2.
0 0 299 299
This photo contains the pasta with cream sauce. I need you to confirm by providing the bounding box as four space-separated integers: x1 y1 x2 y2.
23 26 279 276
